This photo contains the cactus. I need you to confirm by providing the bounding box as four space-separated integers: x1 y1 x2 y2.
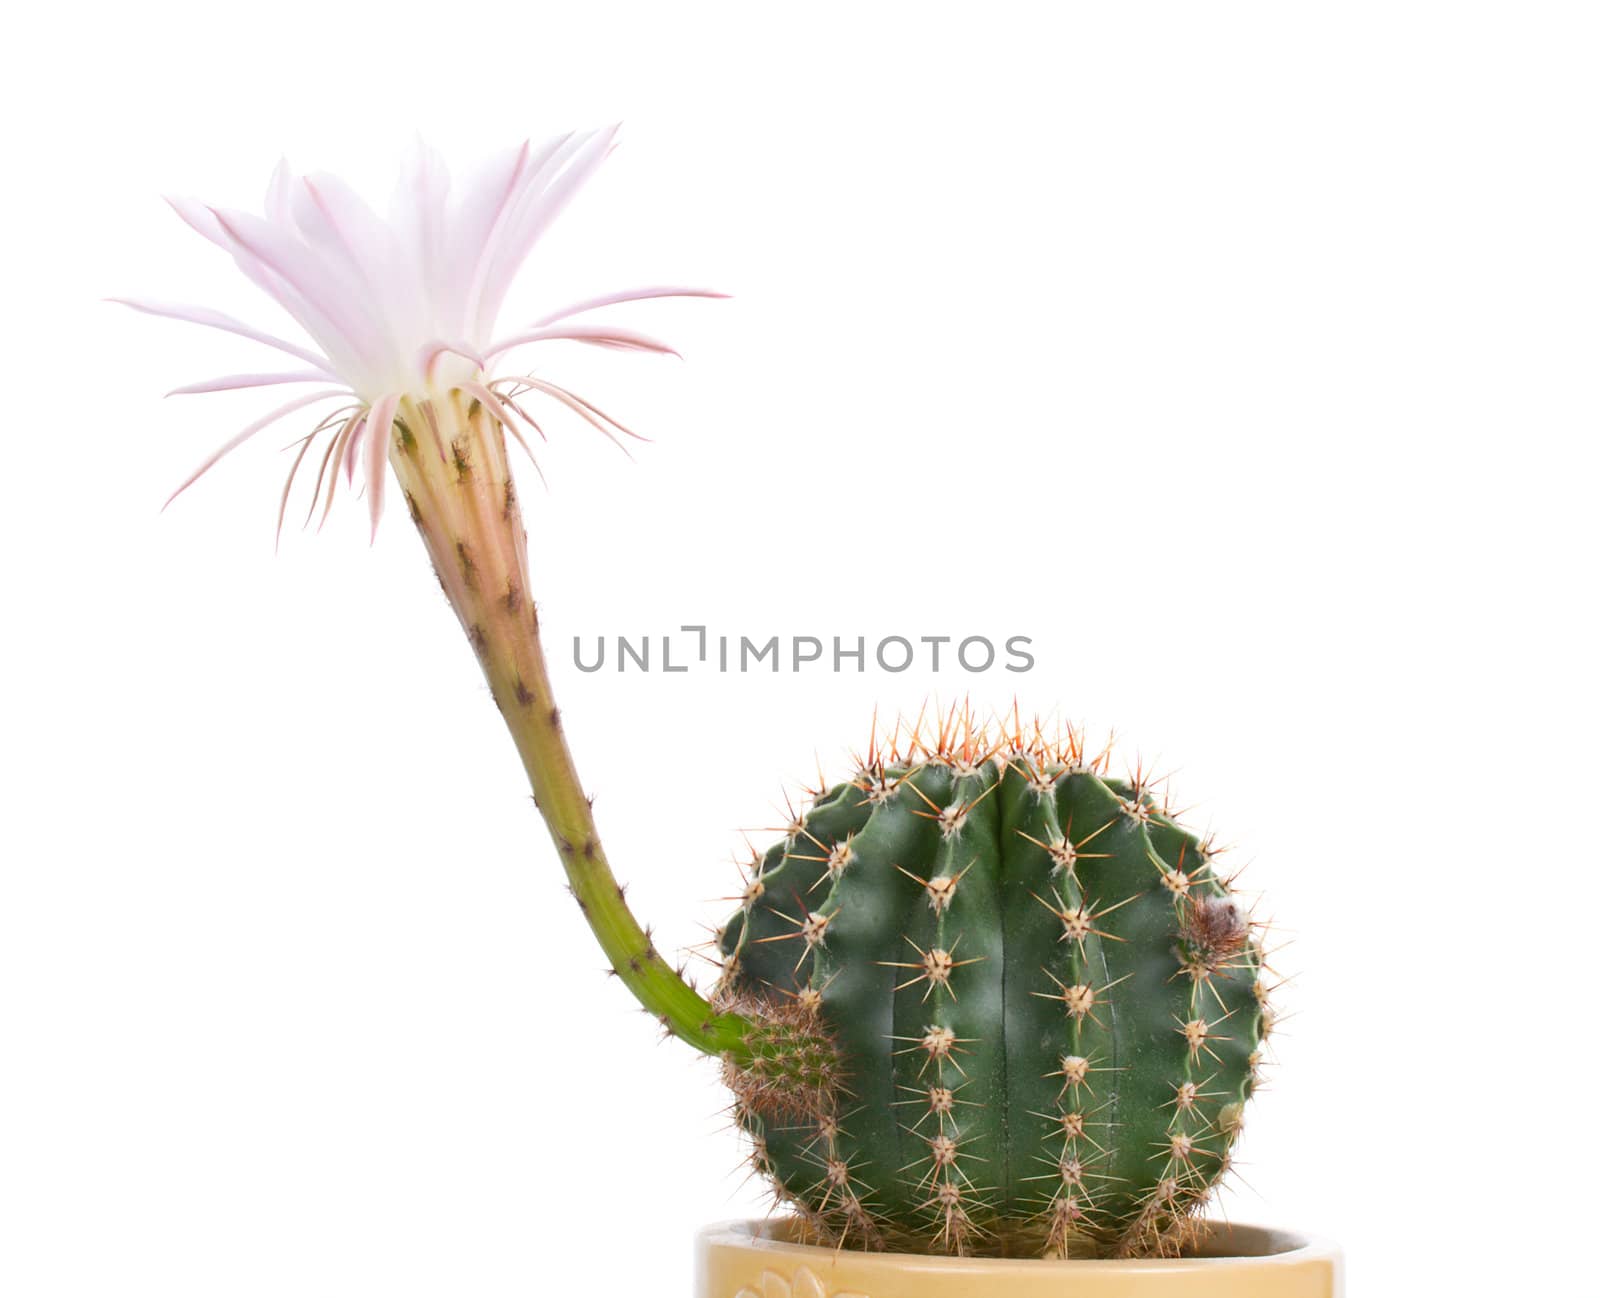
715 716 1271 1259
131 140 1279 1270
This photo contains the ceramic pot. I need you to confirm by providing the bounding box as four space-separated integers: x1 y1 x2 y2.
696 1218 1342 1297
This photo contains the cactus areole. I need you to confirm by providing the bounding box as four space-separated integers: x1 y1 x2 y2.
714 726 1269 1258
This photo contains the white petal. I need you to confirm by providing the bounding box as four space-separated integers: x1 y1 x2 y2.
264 158 295 223
299 174 423 377
416 339 484 386
448 140 540 334
391 140 452 338
295 174 398 305
472 126 617 340
208 205 385 391
165 194 234 250
166 196 359 369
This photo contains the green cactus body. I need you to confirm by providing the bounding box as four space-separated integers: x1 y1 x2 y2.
717 727 1267 1259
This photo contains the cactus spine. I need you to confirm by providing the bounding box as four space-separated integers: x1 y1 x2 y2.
716 717 1270 1259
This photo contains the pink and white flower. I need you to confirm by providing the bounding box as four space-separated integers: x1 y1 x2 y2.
117 126 721 536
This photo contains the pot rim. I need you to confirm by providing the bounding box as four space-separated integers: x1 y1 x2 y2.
698 1217 1340 1274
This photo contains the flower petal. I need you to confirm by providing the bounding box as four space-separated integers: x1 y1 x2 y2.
166 369 333 396
417 339 485 385
164 388 346 508
529 286 728 329
317 411 364 529
464 380 546 478
264 158 295 224
473 126 618 340
110 297 333 371
452 139 540 334
167 194 350 349
295 174 409 339
363 392 400 540
165 195 234 250
207 205 385 394
391 140 452 338
484 323 679 362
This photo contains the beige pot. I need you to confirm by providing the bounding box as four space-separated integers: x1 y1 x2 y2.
696 1219 1342 1298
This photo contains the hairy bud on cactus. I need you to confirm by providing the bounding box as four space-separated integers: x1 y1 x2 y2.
716 719 1270 1259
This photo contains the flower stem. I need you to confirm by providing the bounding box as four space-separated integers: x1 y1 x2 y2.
388 391 751 1060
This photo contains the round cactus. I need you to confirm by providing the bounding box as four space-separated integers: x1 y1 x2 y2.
715 716 1272 1259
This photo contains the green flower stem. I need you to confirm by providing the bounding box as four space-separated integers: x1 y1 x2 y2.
388 390 751 1060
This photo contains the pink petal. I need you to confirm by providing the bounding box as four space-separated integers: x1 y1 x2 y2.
364 393 400 540
207 206 377 371
463 379 530 437
529 286 728 329
484 323 679 362
169 194 339 338
392 140 451 324
110 297 333 371
316 412 365 530
342 409 365 484
464 380 544 469
499 126 616 264
473 127 617 339
516 376 638 451
164 195 234 251
165 194 374 390
295 174 396 303
416 339 485 384
461 133 584 336
167 370 333 396
455 140 540 329
164 389 346 508
264 159 295 223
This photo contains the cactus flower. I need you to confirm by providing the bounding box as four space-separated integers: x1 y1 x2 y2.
123 129 759 1069
117 125 721 537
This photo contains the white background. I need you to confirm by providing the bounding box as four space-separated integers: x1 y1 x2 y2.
2 3 1595 1294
